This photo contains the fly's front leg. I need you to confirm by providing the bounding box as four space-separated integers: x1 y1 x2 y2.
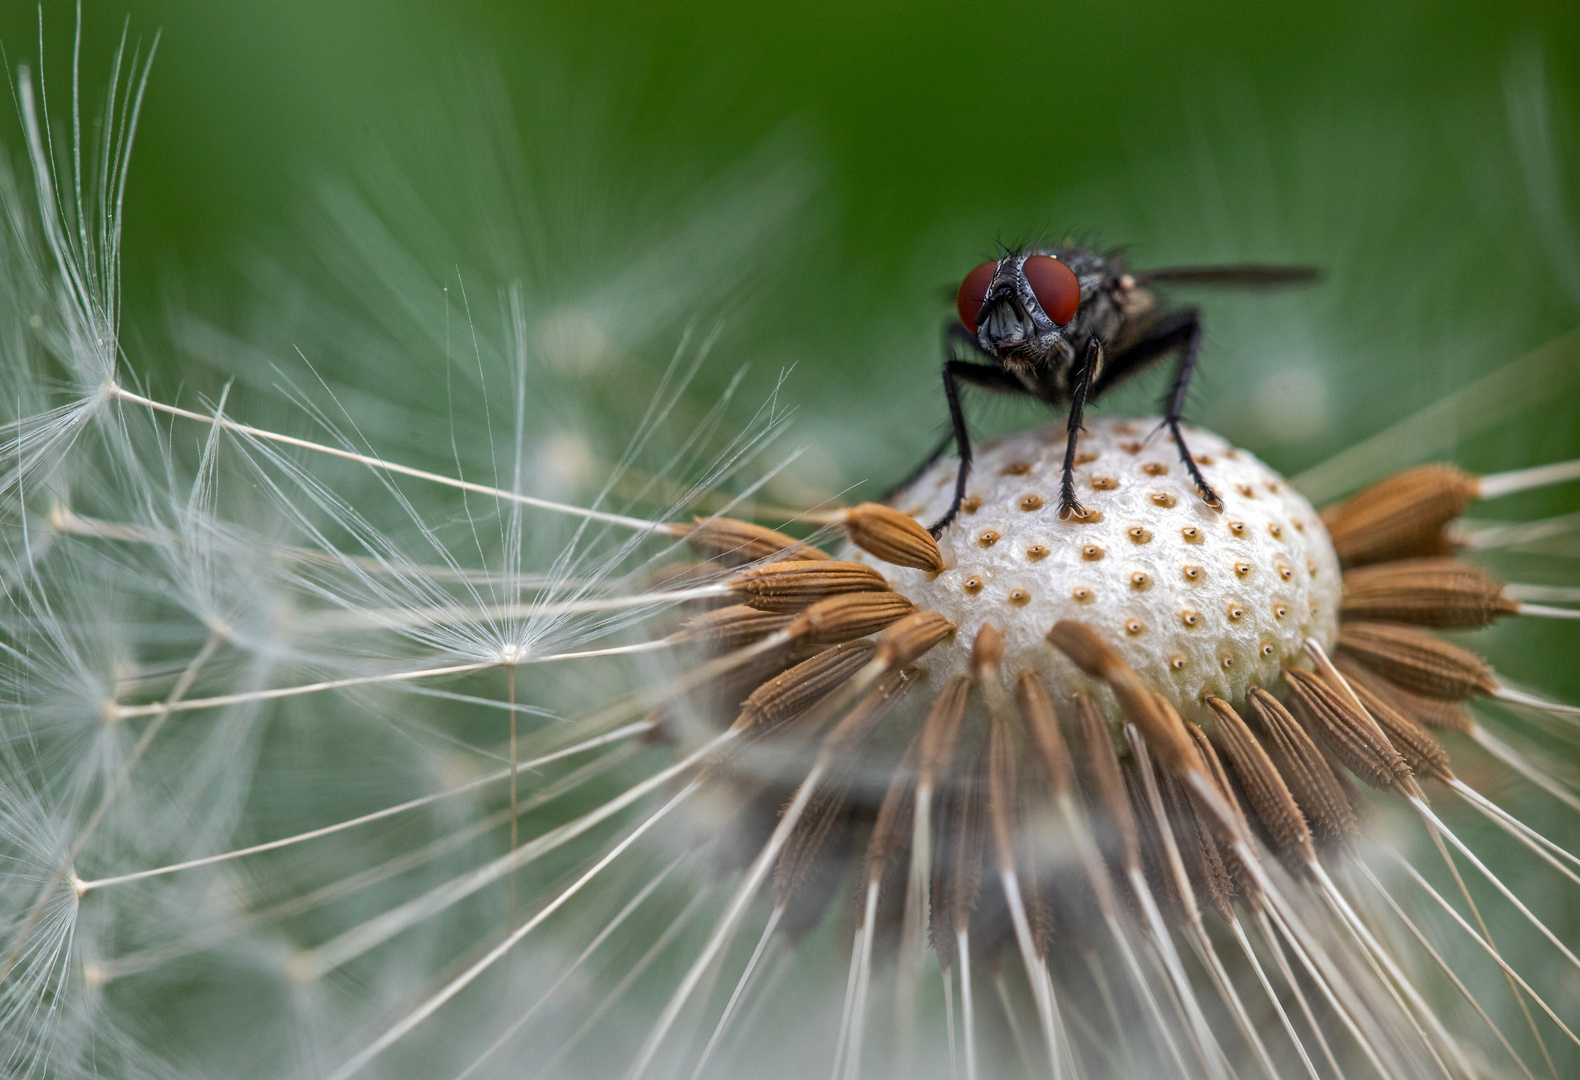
1058 337 1102 519
883 323 983 503
1161 315 1223 511
926 359 1027 537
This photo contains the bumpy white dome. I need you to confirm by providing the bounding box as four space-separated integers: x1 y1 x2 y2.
847 418 1341 728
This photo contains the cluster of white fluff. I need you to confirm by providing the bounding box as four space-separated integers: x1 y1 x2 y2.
0 41 821 1080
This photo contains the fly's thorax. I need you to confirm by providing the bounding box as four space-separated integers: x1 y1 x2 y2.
847 417 1342 730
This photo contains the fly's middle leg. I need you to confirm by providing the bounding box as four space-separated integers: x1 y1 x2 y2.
925 359 1028 537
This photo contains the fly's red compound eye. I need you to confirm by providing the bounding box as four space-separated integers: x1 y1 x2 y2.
1022 254 1080 325
956 260 999 333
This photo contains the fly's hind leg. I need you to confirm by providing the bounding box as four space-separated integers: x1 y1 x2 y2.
1160 315 1223 511
1095 308 1223 512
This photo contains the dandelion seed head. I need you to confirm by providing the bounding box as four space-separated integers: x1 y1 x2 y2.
855 418 1340 728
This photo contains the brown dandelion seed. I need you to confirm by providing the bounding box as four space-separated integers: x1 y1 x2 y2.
1151 713 1236 916
1335 654 1473 733
784 592 918 647
674 605 796 652
1284 667 1415 794
838 503 945 572
862 735 924 882
682 516 831 567
1339 557 1517 628
773 666 918 902
1206 695 1316 863
1337 620 1497 700
1340 669 1455 781
1320 462 1477 567
1247 687 1358 846
1182 720 1253 900
1015 670 1075 796
733 640 878 734
1045 620 1198 776
872 609 956 668
729 560 889 613
1066 690 1143 868
917 676 972 793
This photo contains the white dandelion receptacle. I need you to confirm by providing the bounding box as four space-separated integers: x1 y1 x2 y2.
857 419 1343 730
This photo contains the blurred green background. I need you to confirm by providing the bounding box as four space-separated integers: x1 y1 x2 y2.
3 0 1577 317
2 0 1579 685
2 1 1577 445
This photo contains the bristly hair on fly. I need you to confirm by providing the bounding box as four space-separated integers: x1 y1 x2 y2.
3 17 1580 1080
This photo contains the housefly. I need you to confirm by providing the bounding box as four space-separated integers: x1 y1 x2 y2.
919 246 1317 537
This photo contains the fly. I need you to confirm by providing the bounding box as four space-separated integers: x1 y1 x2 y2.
916 246 1317 537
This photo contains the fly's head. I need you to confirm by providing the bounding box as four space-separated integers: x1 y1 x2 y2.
956 252 1082 371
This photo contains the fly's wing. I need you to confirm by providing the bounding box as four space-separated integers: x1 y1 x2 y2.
1135 264 1320 286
